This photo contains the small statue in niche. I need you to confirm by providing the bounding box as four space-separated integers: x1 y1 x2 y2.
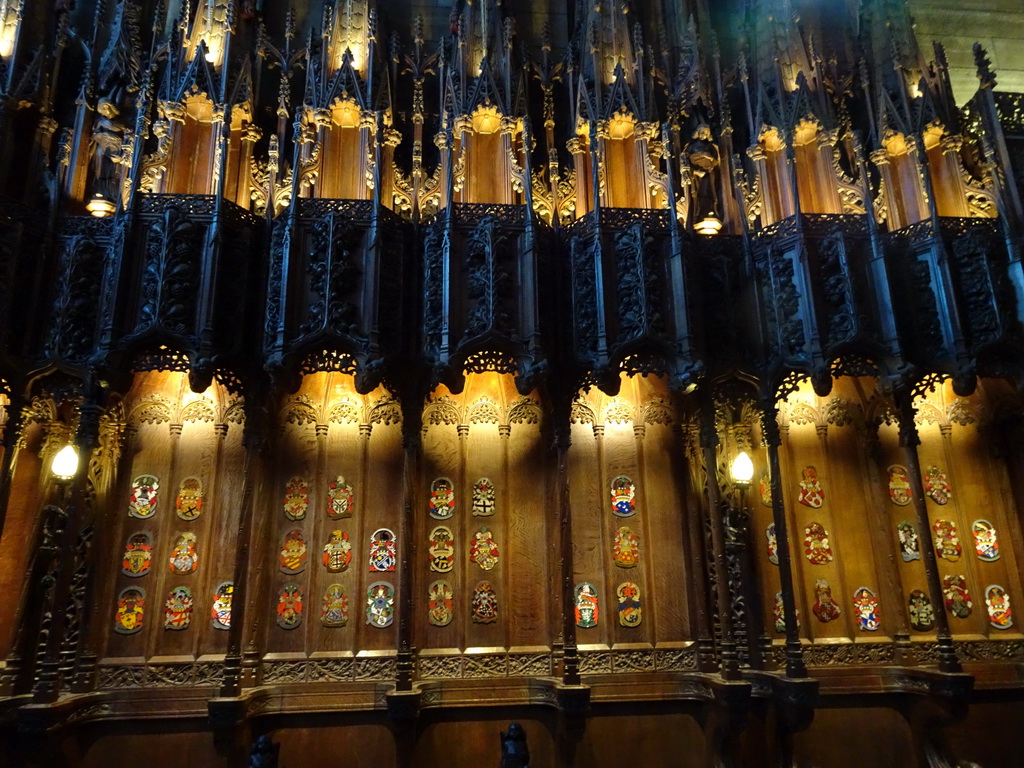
687 123 722 230
89 98 126 206
499 723 530 768
248 735 280 768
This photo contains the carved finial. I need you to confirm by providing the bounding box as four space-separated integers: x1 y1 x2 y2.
368 7 377 41
389 30 399 63
541 21 551 52
413 14 423 46
503 16 514 51
973 42 996 89
285 6 295 41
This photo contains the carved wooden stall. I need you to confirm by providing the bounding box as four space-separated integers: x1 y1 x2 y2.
0 1 1023 767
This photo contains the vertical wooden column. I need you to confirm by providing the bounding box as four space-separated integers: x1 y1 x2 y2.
72 410 130 693
698 391 738 679
761 400 807 678
677 421 716 672
0 393 25 536
895 391 961 673
221 399 268 696
552 392 579 685
858 421 912 657
33 394 103 702
396 401 422 691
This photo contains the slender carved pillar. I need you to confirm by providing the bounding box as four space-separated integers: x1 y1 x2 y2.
72 409 128 693
0 392 25 537
894 391 961 673
550 391 579 686
858 421 912 659
32 395 102 702
761 401 807 678
677 422 716 672
699 392 739 679
221 400 268 696
396 402 422 691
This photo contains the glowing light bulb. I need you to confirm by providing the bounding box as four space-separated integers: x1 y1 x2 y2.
731 451 754 485
51 445 79 480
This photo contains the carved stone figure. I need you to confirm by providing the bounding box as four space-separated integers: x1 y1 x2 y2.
89 99 125 204
687 123 721 227
499 723 530 768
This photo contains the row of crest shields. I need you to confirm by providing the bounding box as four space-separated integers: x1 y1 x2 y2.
121 531 198 576
792 464 953 510
282 476 354 520
115 582 233 634
765 518 999 568
898 518 1000 562
573 582 643 628
127 474 205 520
427 526 501 571
768 582 1014 633
277 582 395 630
429 477 497 518
279 528 396 573
887 464 953 505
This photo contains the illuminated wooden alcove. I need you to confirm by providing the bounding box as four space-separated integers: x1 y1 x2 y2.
98 369 245 669
418 372 549 666
569 374 694 658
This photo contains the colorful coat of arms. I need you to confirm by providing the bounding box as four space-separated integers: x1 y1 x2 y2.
429 477 456 519
282 476 309 520
908 589 935 631
766 523 779 565
943 574 973 619
897 521 921 562
428 580 454 627
887 465 912 506
853 587 880 631
972 519 1000 562
128 474 159 519
472 477 496 517
369 528 397 572
773 592 801 633
211 582 233 629
759 469 773 507
924 466 952 505
366 581 395 628
327 476 354 519
175 476 203 521
612 526 640 568
114 587 145 635
163 586 193 630
575 582 599 628
321 584 348 627
610 475 636 517
472 581 499 623
985 585 1013 629
812 579 841 623
428 525 455 572
797 466 823 509
470 527 500 571
933 519 962 562
121 531 153 576
279 528 307 574
616 582 642 627
276 584 303 629
168 532 199 574
322 529 352 572
803 522 833 565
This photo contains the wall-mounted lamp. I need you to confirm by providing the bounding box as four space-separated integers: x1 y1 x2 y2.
695 215 723 236
51 445 79 482
731 451 754 489
86 194 116 218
